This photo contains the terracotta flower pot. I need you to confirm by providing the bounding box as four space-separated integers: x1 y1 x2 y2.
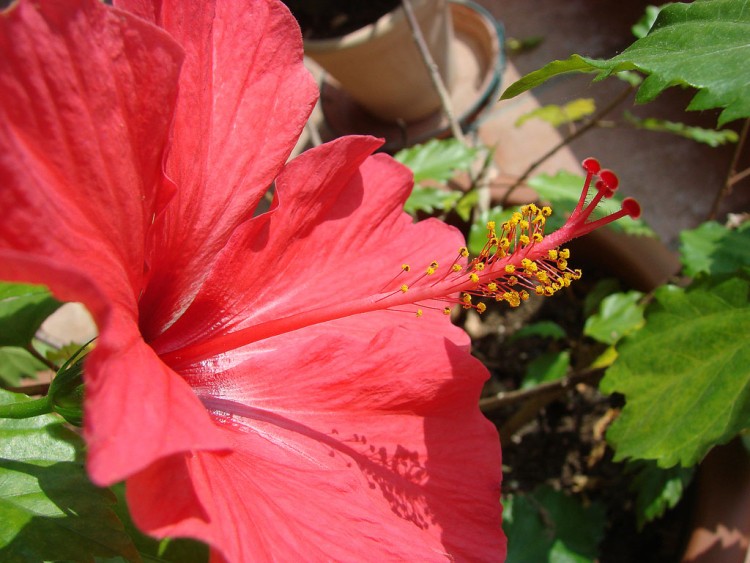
303 0 453 123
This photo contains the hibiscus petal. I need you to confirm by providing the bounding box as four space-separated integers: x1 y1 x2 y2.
0 0 230 484
128 319 504 560
121 0 319 338
151 135 466 357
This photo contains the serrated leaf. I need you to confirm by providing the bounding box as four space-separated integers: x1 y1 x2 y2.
627 460 694 529
510 320 567 341
468 206 515 255
679 221 750 277
584 291 645 345
515 98 595 127
0 389 138 561
394 138 478 185
625 112 739 147
0 347 44 386
528 171 656 236
601 277 750 467
522 351 570 389
403 186 462 215
502 0 750 126
503 486 606 563
0 282 62 348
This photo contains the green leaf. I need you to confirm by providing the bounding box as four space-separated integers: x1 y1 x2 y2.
627 460 694 529
522 351 570 389
502 0 750 125
679 221 750 277
515 98 596 127
454 190 479 222
394 138 478 185
601 277 750 467
624 111 739 147
0 282 62 348
632 5 664 39
584 291 646 345
403 186 462 215
0 347 44 387
0 389 138 561
100 483 209 563
468 206 515 255
528 171 656 236
504 485 606 563
510 320 567 341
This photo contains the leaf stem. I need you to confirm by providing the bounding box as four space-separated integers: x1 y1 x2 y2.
0 395 52 419
708 118 749 220
501 85 635 206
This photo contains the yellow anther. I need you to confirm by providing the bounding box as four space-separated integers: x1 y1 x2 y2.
505 291 521 307
520 290 530 301
573 269 583 280
548 249 559 260
462 293 472 304
500 238 511 250
469 273 479 283
452 264 463 272
520 220 530 230
542 206 552 217
526 263 538 273
400 284 409 293
528 203 539 214
426 267 436 275
487 221 496 231
402 264 411 272
476 302 487 314
508 276 518 286
536 271 549 283
459 246 469 258
520 205 531 214
443 307 452 315
557 259 568 270
430 261 439 269
544 286 555 296
533 213 546 225
532 233 544 243
559 248 570 259
504 264 516 274
487 282 498 292
519 235 530 245
473 262 485 272
535 286 546 295
416 309 423 318
521 258 532 268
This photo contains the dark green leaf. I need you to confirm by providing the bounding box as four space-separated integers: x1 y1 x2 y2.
522 351 570 389
627 460 694 529
528 171 656 236
504 485 606 563
601 277 750 467
502 0 750 126
0 282 62 348
510 321 567 341
0 389 138 561
394 138 478 185
679 221 750 277
584 291 646 345
403 186 462 215
99 483 208 563
0 347 44 386
624 112 739 147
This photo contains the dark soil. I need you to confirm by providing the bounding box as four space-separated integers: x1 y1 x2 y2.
467 251 692 562
281 1 401 39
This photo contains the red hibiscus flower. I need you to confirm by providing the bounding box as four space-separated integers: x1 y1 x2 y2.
1 0 508 559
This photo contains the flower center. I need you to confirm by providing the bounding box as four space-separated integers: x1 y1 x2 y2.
160 158 640 370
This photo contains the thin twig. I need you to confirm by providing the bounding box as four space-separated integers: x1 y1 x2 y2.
5 382 51 397
501 86 635 206
401 0 466 145
708 118 749 220
479 367 604 412
729 166 750 186
25 343 58 372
